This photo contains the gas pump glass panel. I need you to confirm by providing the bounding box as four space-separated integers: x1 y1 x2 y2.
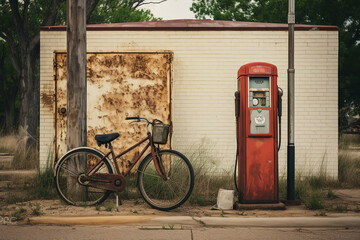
248 76 271 135
248 76 271 107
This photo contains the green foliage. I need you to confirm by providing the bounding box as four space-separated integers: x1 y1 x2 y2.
191 0 252 21
89 0 161 24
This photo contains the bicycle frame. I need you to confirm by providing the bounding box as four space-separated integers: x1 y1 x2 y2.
86 132 166 180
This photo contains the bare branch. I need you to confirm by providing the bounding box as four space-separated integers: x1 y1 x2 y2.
0 32 21 75
138 0 168 6
42 0 64 26
9 0 24 41
126 0 168 9
86 0 100 22
22 0 30 37
29 33 40 53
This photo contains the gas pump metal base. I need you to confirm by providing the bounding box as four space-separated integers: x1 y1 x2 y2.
236 202 286 210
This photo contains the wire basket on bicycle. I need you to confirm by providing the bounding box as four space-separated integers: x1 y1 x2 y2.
152 120 170 144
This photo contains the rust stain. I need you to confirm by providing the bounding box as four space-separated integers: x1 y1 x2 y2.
41 91 54 109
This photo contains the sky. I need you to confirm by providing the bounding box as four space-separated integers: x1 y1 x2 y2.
140 0 196 20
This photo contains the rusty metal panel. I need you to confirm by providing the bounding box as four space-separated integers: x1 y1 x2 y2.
54 52 173 166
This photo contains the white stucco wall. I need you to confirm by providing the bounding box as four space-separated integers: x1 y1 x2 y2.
40 28 338 177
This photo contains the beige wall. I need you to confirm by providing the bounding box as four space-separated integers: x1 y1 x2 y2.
40 30 338 177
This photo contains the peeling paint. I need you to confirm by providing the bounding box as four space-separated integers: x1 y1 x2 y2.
54 52 172 169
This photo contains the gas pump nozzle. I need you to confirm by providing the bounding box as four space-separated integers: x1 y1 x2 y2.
235 91 240 118
277 87 283 117
277 87 283 151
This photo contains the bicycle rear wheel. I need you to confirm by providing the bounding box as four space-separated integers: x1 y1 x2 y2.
137 149 194 211
54 148 113 206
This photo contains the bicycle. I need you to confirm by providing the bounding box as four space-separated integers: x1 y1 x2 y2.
54 117 194 211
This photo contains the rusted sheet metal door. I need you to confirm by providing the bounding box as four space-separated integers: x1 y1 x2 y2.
55 52 173 164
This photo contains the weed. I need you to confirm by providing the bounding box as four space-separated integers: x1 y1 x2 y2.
78 202 88 207
334 204 348 212
314 211 327 216
304 191 324 210
28 167 57 200
11 208 27 221
95 205 101 211
162 224 175 230
105 203 114 212
31 203 41 216
220 210 224 217
5 194 27 204
189 195 216 206
27 150 57 200
327 189 337 199
132 209 138 214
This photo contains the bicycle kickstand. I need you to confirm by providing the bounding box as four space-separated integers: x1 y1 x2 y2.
115 192 122 212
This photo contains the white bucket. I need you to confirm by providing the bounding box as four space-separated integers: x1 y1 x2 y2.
216 188 235 210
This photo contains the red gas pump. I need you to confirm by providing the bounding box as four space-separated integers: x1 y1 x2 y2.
235 62 282 203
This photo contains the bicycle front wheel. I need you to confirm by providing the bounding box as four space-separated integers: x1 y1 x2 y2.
137 150 194 211
54 148 113 206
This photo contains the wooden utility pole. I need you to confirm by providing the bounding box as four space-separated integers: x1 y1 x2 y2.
66 0 87 150
67 0 87 199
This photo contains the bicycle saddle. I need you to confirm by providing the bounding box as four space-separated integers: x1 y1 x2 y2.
95 133 120 146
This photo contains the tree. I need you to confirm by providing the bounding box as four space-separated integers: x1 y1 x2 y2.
88 0 161 23
191 0 360 130
0 40 18 132
0 0 167 144
191 0 253 21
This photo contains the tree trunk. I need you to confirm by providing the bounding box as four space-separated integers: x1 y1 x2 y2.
18 51 39 146
5 100 16 133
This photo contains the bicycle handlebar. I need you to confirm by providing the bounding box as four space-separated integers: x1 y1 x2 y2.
125 117 140 121
125 117 151 125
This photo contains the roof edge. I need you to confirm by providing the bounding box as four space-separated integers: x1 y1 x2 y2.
40 19 339 32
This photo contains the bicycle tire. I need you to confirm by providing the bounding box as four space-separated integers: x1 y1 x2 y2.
137 149 194 211
54 147 113 206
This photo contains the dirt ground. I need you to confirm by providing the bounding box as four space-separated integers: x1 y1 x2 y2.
1 189 359 224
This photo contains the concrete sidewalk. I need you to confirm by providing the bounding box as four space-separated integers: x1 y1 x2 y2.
27 215 360 229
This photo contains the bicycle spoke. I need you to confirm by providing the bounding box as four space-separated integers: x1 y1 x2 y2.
59 165 79 177
55 149 112 206
138 150 194 211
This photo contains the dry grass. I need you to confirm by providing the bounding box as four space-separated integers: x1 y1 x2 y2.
184 141 236 205
0 127 39 169
0 134 18 153
338 134 360 187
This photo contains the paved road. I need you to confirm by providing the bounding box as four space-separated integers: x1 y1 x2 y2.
1 224 360 240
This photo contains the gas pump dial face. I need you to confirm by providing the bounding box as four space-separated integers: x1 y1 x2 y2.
252 98 259 106
255 115 266 125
